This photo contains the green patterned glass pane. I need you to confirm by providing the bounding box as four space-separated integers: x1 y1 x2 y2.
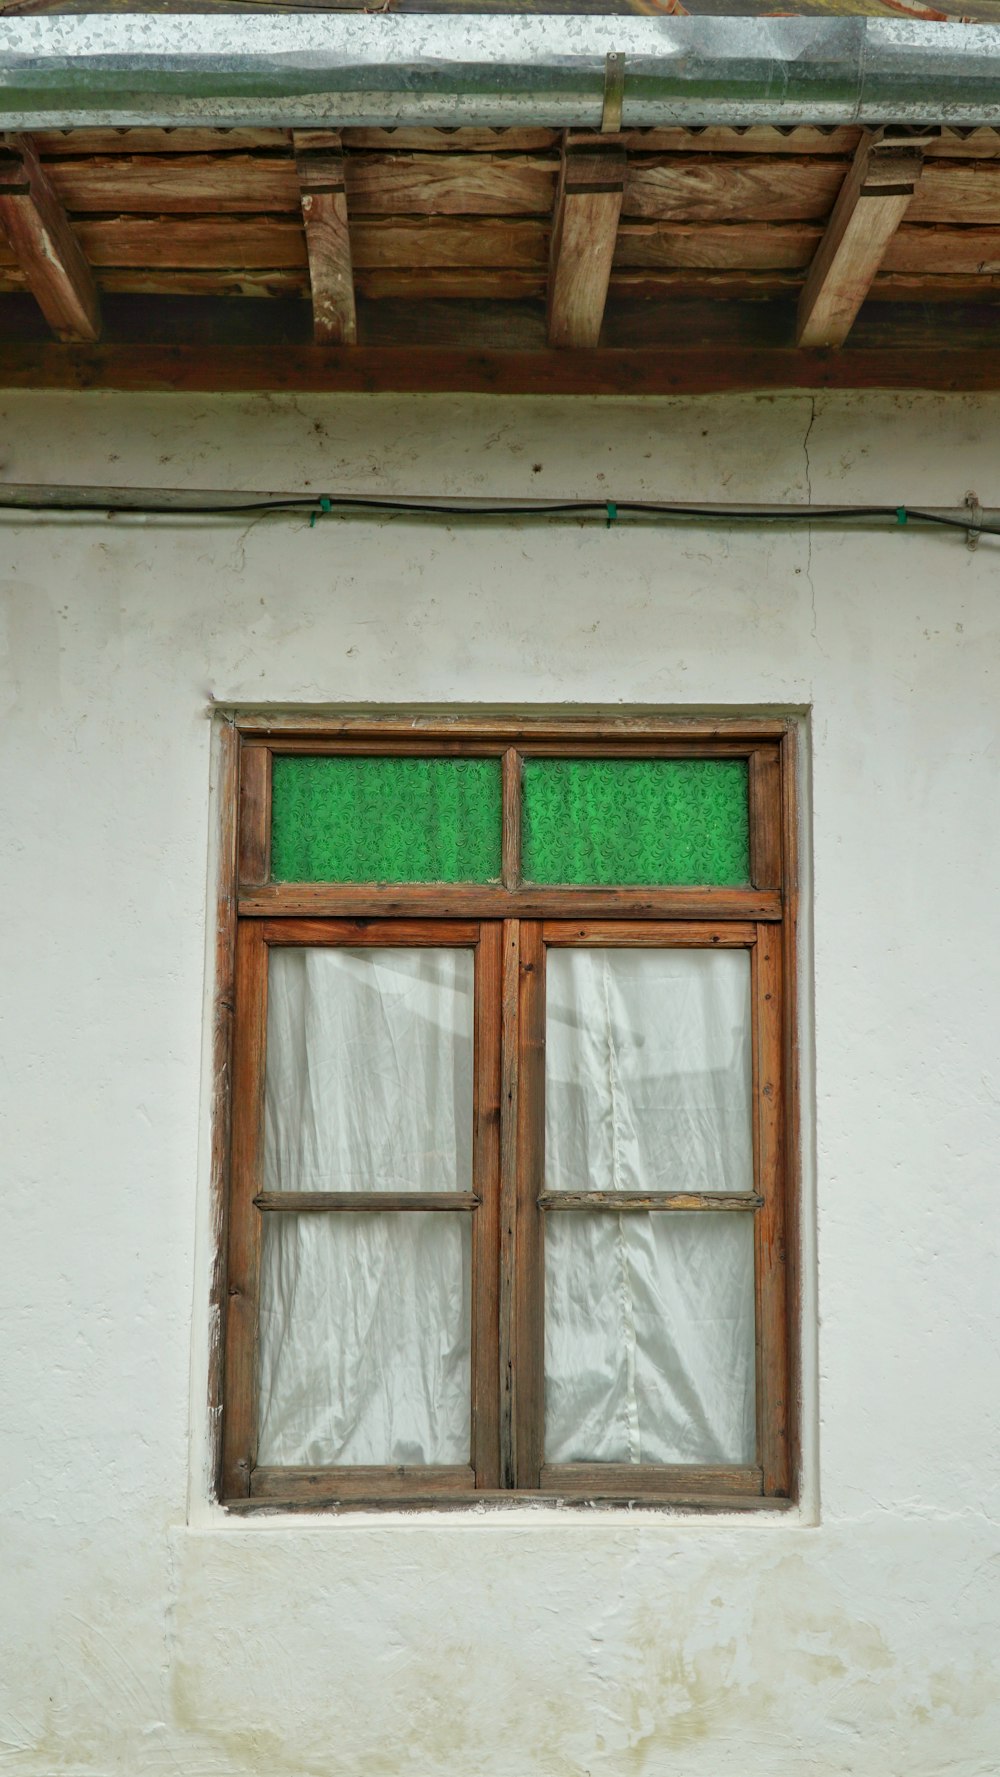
270 756 502 883
522 759 749 886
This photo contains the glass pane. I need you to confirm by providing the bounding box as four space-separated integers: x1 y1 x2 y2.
257 1212 471 1466
270 755 502 883
522 758 749 885
265 948 474 1193
544 1213 755 1465
545 948 753 1195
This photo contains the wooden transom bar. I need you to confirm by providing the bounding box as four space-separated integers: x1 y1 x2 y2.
215 716 799 1511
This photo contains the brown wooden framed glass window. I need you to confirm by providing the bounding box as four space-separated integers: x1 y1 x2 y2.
214 716 798 1511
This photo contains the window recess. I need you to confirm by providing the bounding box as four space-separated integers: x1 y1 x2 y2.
219 717 797 1511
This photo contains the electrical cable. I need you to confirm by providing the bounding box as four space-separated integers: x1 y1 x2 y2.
0 489 997 536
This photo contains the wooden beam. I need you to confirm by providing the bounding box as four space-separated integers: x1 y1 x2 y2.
4 340 1000 396
547 140 625 348
294 132 356 346
4 287 1000 394
796 131 927 350
0 134 100 341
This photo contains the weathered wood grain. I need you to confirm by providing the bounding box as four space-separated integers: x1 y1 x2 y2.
33 128 289 156
498 918 520 1491
295 139 356 345
207 719 239 1502
512 920 545 1490
0 135 100 340
241 885 783 920
59 216 550 271
614 221 820 270
911 159 1000 221
50 151 298 213
472 923 503 1490
752 924 790 1497
749 746 783 891
538 1191 762 1211
237 742 271 886
797 136 924 349
345 152 557 215
251 1465 476 1501
221 919 268 1499
5 337 1000 396
540 1463 764 1495
254 1191 480 1212
502 748 522 891
623 155 844 223
548 142 625 348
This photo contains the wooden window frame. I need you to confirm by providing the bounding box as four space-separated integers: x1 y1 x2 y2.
212 714 799 1513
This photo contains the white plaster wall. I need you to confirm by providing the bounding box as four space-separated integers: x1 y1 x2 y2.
1 390 998 1777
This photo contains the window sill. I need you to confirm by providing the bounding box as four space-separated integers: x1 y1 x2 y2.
224 1487 794 1517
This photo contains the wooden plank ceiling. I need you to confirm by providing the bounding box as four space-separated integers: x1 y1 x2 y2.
5 122 1000 390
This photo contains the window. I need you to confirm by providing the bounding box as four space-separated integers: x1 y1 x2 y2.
216 716 797 1510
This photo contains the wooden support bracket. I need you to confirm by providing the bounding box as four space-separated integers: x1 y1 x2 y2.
0 133 100 341
547 138 626 349
294 131 357 346
796 129 932 350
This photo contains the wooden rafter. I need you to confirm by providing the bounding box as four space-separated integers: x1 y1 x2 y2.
0 133 100 341
2 122 1000 387
294 132 357 346
796 130 930 350
547 138 625 349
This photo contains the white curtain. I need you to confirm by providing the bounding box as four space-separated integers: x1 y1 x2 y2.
257 948 473 1467
544 949 756 1465
545 947 753 1197
263 947 474 1195
255 942 756 1472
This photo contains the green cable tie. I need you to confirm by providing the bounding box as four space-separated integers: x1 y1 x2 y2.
606 501 618 529
310 496 333 529
896 506 908 527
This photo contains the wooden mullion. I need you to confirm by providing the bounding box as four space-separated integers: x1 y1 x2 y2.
222 918 269 1499
237 742 271 887
472 922 502 1489
501 748 522 891
244 886 782 922
498 917 519 1489
513 920 546 1489
752 921 790 1497
254 1191 479 1212
748 745 782 892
